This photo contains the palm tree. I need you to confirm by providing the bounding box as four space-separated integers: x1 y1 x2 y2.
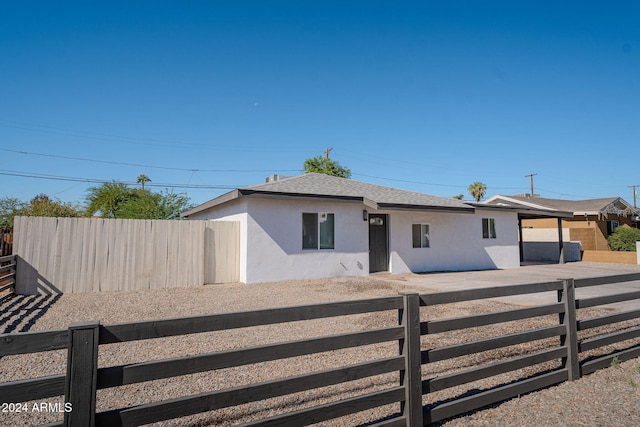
467 181 487 202
137 174 151 190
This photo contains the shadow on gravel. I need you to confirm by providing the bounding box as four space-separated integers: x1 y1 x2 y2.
0 293 61 333
423 367 563 426
423 345 640 427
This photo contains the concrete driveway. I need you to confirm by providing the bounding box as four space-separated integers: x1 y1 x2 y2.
376 262 640 310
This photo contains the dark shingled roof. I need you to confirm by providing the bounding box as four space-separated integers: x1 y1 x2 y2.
182 173 474 216
242 173 472 209
506 195 637 215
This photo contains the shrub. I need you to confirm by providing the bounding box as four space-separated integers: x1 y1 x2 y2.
608 226 640 251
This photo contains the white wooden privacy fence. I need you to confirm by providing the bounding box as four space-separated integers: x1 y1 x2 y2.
13 217 239 294
1 272 640 426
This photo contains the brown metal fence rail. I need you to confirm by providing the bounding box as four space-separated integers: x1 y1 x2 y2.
1 272 640 426
0 254 16 301
0 228 12 257
0 295 419 426
419 273 640 424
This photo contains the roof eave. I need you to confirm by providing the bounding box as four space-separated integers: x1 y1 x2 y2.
180 189 241 217
376 203 475 214
474 203 574 219
185 188 474 215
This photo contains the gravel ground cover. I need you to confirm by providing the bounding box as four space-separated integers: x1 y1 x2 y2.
1 276 639 426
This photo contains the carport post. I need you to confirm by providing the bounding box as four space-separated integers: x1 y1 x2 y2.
518 218 524 263
557 279 579 381
557 218 565 264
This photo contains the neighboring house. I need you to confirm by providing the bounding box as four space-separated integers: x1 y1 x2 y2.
182 174 559 284
484 195 640 252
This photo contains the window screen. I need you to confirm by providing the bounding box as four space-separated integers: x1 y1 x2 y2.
482 218 496 239
302 213 318 249
412 224 430 248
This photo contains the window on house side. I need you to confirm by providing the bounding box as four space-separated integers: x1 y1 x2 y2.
319 213 335 249
412 224 430 248
302 213 335 250
482 218 496 239
607 220 620 235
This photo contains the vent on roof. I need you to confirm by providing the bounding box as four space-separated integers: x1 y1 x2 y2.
265 174 292 183
514 193 540 198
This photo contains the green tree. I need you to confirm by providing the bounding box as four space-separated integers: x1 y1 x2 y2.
452 194 464 200
467 181 487 202
136 174 151 190
608 226 640 251
303 155 351 178
85 182 193 219
21 194 81 218
85 182 132 218
0 197 25 227
116 189 162 219
155 190 194 219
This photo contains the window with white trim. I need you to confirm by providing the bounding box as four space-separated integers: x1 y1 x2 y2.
302 213 335 249
482 218 496 239
412 224 430 248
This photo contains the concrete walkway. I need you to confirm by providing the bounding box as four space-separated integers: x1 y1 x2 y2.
375 262 640 309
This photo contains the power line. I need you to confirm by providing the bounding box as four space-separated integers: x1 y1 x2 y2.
0 148 302 173
0 119 308 152
352 172 527 191
0 119 192 146
535 187 602 200
0 169 239 190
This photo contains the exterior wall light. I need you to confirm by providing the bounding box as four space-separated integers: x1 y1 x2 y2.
363 210 368 221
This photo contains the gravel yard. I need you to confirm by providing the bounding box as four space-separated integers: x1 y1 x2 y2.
1 276 640 426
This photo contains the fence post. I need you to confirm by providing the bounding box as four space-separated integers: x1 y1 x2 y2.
64 321 100 427
400 293 423 426
557 279 579 381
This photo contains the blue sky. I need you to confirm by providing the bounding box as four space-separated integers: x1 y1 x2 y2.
1 1 639 208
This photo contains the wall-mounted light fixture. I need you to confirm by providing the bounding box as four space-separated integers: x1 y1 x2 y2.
363 210 368 221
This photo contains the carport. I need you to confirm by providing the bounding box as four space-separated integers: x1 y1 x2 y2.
516 207 575 263
475 201 574 264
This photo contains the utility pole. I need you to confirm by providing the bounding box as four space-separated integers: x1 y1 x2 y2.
525 173 537 197
628 185 640 208
325 147 333 168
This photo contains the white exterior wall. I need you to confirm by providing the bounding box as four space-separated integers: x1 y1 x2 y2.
189 197 369 283
387 209 520 273
243 198 369 283
189 197 521 283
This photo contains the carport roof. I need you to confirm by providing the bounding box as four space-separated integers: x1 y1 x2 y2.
477 197 574 219
483 195 639 218
182 173 475 217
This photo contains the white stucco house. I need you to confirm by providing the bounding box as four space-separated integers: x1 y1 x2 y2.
182 173 526 284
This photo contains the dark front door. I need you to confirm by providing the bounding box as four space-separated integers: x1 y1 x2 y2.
369 214 388 273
